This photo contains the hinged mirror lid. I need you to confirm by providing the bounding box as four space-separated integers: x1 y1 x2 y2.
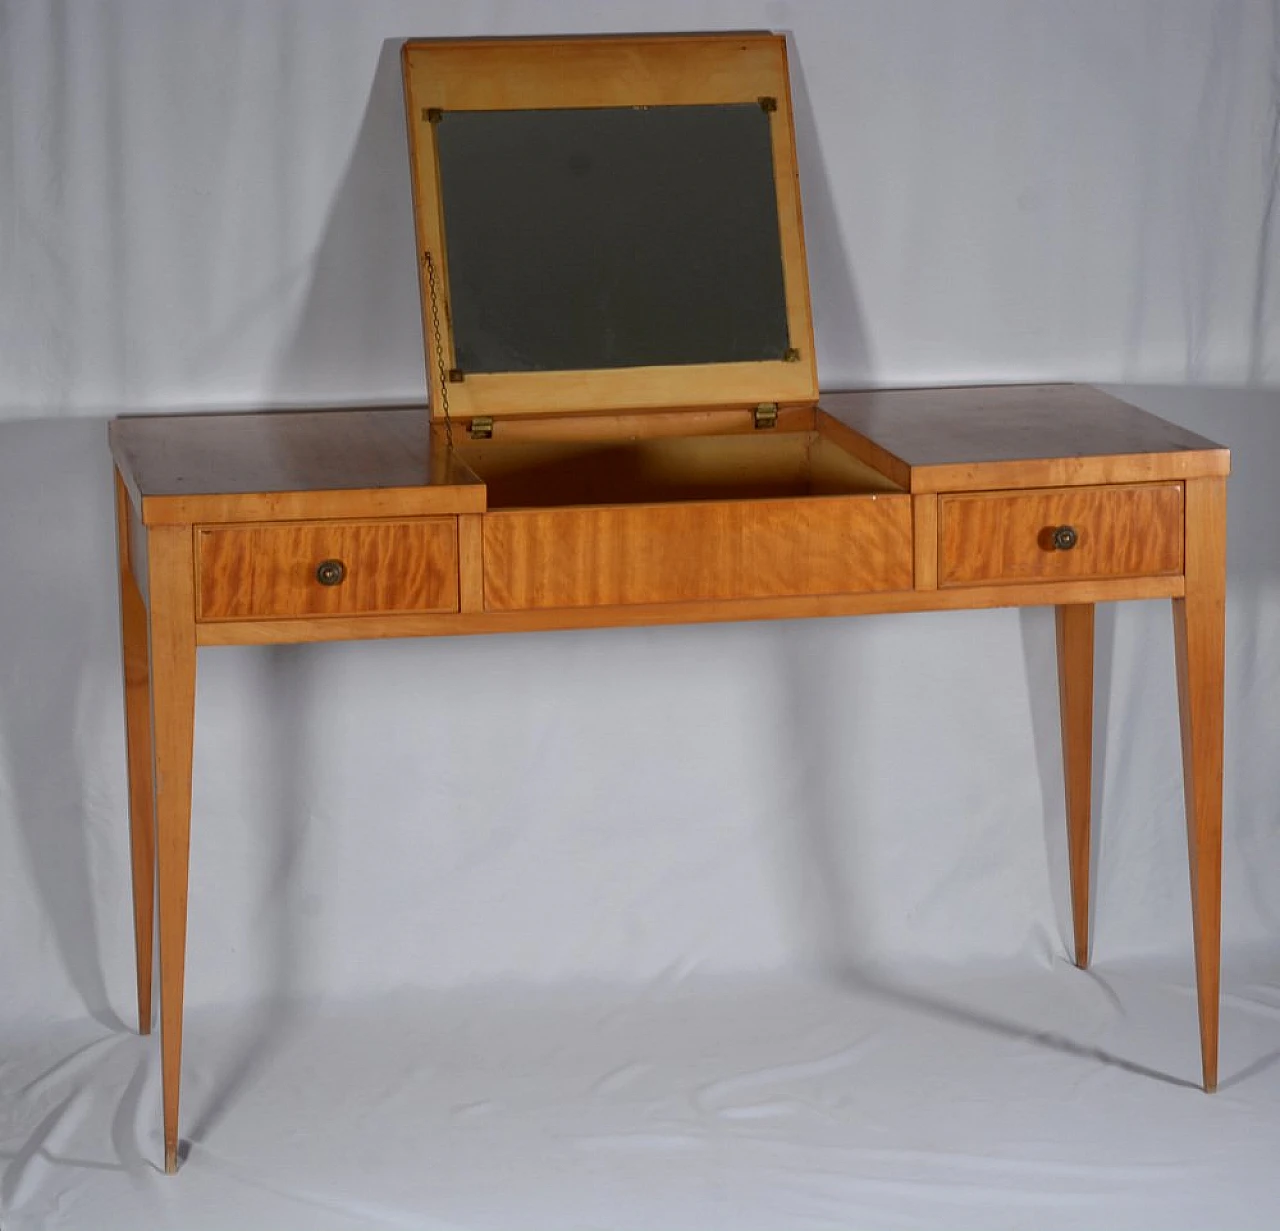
402 33 817 421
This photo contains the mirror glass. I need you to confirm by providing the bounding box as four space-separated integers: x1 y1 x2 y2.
434 102 791 373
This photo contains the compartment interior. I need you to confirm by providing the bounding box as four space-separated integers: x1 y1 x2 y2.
455 429 904 510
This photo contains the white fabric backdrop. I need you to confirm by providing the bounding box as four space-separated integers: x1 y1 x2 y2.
1 3 1279 1227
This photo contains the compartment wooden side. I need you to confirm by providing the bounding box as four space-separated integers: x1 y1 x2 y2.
482 495 912 611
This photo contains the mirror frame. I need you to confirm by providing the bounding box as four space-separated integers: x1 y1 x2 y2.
402 33 818 420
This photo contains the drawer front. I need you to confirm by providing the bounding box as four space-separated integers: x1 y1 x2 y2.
482 495 913 611
197 518 459 620
939 483 1183 587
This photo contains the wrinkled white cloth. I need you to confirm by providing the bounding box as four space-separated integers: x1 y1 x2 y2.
4 965 1280 1231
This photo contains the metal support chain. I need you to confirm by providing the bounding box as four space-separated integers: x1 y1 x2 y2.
423 251 454 450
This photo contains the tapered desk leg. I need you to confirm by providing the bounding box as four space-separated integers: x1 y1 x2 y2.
115 474 156 1035
1173 476 1227 1093
146 525 198 1172
1055 603 1095 969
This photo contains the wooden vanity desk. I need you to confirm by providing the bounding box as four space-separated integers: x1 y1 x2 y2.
108 33 1229 1173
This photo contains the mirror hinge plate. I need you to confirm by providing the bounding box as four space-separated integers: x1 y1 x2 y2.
754 403 779 430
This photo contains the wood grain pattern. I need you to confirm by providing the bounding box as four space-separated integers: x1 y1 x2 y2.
939 483 1183 587
821 385 1230 491
912 494 938 590
115 470 156 1035
1055 603 1095 969
483 495 912 610
127 490 150 605
108 407 485 526
919 451 1219 494
404 34 791 110
197 519 459 621
195 574 1187 646
457 513 484 613
421 365 819 424
1173 475 1227 1092
402 34 817 419
144 485 483 530
145 525 198 1173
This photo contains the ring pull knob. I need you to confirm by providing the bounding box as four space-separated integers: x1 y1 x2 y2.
1051 525 1078 552
315 558 346 586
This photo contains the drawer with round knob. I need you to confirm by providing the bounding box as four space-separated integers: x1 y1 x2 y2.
937 483 1184 588
196 518 459 620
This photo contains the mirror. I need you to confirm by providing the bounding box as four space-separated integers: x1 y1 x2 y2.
434 102 791 374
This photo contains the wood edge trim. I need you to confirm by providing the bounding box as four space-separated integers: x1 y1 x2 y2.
115 467 154 608
402 43 445 409
402 33 787 54
1183 474 1229 586
140 487 486 526
912 494 938 590
143 523 198 621
109 442 148 513
910 450 1231 493
436 402 818 442
935 478 1185 504
192 513 462 533
113 468 133 578
429 362 820 422
476 490 911 520
458 513 485 613
197 574 1185 645
769 51 819 400
938 566 1185 591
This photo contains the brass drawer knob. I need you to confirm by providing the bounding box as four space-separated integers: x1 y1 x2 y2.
315 558 347 586
1051 525 1078 551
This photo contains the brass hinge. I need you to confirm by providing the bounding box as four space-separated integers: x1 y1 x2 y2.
468 416 494 440
754 403 778 430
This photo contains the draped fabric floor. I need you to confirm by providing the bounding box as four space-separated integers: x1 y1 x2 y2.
5 962 1280 1231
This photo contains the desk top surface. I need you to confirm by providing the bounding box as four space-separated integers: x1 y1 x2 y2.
110 405 489 524
821 384 1227 492
822 384 1225 465
110 405 468 498
110 384 1228 515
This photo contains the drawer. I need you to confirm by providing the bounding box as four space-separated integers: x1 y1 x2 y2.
197 518 459 620
938 483 1183 587
482 494 913 611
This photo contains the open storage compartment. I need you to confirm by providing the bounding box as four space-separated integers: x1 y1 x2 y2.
454 423 904 509
453 412 913 612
